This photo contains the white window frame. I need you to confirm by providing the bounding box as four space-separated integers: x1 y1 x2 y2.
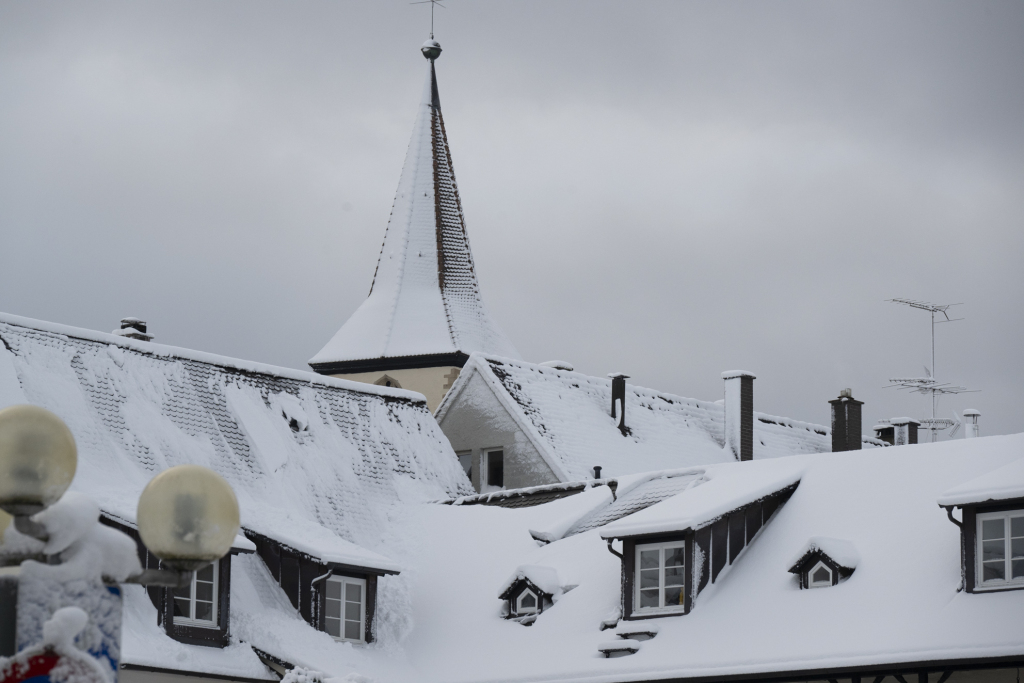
324 575 366 643
808 560 833 588
515 588 539 615
633 540 687 615
975 510 1024 590
173 561 219 628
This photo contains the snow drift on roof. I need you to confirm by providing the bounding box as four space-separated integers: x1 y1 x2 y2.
309 59 519 367
788 536 860 570
938 456 1024 507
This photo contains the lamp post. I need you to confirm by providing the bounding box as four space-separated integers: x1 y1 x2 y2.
0 405 241 683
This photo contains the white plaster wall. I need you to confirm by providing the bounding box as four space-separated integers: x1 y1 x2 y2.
330 366 461 412
437 372 558 492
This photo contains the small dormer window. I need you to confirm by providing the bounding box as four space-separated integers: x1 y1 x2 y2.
808 561 833 588
634 541 686 613
516 589 539 615
788 538 858 590
173 562 219 627
325 575 366 643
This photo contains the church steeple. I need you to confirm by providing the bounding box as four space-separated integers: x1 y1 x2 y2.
310 40 520 409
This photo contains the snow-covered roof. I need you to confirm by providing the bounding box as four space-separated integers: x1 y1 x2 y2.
309 56 519 371
937 456 1024 507
437 353 884 481
0 310 471 676
498 565 562 599
392 433 1024 683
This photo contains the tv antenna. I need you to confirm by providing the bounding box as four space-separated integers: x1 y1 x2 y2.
885 299 976 442
411 0 446 38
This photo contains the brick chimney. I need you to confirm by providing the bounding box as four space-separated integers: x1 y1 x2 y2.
722 371 755 461
963 409 980 439
829 389 863 452
608 373 629 435
113 317 152 342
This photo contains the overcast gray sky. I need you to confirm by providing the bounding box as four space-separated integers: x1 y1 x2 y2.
1 1 1022 438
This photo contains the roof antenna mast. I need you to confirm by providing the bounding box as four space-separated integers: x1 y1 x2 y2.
411 0 446 39
885 299 976 442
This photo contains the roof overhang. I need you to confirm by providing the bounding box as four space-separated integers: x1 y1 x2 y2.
310 351 469 376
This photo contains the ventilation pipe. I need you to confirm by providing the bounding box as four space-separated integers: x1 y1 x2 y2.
113 317 152 342
963 409 980 439
608 373 629 434
593 466 602 480
722 371 755 461
829 389 863 452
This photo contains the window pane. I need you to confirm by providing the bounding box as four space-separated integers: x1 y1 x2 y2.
639 589 659 608
194 601 213 622
197 564 215 581
982 518 1005 541
196 582 214 602
325 581 341 599
458 453 472 478
983 561 1005 582
346 583 362 602
665 567 685 586
520 593 536 608
812 567 831 584
1013 559 1024 580
665 547 685 567
325 600 340 619
640 569 660 589
173 597 189 618
983 539 1005 562
1012 538 1024 559
1012 516 1024 538
640 550 659 569
325 617 340 638
345 602 361 621
664 586 684 606
344 620 361 641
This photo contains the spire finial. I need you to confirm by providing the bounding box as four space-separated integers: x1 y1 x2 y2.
413 0 445 59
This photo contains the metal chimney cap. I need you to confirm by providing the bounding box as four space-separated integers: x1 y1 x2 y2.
607 372 630 379
963 409 981 416
722 370 757 380
839 388 853 398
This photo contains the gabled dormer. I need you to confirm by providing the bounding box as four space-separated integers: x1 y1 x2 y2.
498 566 562 625
788 537 858 589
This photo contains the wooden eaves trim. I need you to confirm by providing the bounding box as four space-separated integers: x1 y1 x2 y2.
309 352 469 376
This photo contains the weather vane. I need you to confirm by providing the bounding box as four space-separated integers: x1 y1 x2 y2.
411 0 446 39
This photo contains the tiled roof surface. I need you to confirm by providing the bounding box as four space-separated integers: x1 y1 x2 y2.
0 313 472 557
565 473 701 536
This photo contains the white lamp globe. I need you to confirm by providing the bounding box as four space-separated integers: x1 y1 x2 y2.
137 465 240 571
0 405 77 515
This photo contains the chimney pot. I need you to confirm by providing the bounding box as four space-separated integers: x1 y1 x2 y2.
113 317 153 342
593 466 602 479
963 409 980 439
829 389 864 452
721 371 756 461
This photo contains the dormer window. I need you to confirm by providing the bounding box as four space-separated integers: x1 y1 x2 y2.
499 566 561 624
976 510 1024 588
516 589 539 615
173 563 219 627
324 576 366 642
634 541 686 613
808 561 833 588
788 537 858 590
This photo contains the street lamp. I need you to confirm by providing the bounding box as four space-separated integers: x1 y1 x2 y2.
0 405 77 521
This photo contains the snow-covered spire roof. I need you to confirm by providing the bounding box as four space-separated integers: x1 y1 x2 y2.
310 44 520 373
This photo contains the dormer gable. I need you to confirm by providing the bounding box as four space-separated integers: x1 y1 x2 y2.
498 565 562 624
788 537 859 589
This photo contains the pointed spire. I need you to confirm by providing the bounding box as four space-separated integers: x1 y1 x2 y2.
310 42 520 374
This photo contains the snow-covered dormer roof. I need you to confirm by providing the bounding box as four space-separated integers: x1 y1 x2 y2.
310 47 519 374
